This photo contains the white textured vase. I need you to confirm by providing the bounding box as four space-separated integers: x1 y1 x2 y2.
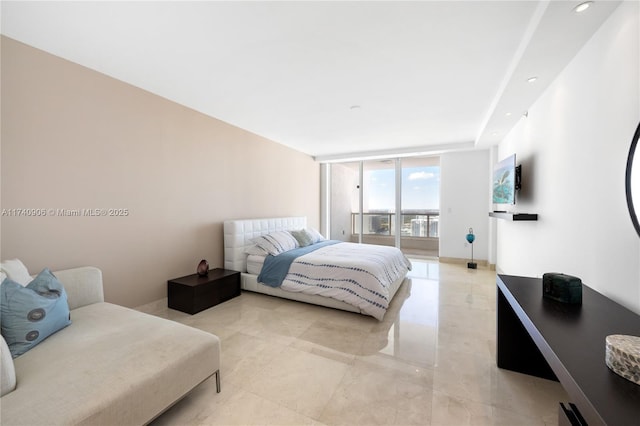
605 334 640 386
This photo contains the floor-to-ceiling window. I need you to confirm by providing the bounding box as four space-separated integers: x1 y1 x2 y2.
358 159 397 244
399 157 440 256
328 156 440 257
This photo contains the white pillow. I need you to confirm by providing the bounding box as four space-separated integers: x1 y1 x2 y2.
0 271 7 284
307 228 326 243
251 231 299 256
0 259 32 286
244 244 268 256
0 335 16 396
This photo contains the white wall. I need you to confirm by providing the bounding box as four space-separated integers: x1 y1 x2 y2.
497 2 640 313
440 149 491 262
329 163 358 241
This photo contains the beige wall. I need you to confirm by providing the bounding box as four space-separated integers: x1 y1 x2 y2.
1 36 320 308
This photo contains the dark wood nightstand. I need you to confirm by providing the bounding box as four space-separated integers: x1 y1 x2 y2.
167 268 240 314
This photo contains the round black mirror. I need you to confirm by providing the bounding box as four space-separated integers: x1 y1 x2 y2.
625 121 640 237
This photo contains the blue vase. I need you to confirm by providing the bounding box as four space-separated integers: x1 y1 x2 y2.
466 228 475 244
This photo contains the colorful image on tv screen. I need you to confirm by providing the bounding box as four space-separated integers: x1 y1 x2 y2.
493 157 515 204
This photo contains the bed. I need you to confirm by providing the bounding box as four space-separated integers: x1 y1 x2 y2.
223 216 411 320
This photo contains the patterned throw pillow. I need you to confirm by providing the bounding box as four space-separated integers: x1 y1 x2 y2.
251 231 299 256
1 268 71 358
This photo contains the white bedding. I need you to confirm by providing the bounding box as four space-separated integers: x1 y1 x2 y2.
246 255 266 275
223 217 411 320
258 242 411 320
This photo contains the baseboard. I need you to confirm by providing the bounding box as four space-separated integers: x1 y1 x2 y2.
439 256 495 270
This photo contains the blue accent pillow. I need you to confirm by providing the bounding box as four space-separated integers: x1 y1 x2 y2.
1 268 71 358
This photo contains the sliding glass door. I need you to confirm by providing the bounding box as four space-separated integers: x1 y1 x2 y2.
399 157 440 256
328 156 440 256
358 159 397 245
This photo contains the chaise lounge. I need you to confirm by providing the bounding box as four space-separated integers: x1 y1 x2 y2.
0 265 221 425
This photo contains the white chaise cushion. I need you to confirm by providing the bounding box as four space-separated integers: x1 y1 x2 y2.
0 335 17 396
1 302 220 425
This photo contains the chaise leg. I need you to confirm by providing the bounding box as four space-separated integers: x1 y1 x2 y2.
215 369 221 393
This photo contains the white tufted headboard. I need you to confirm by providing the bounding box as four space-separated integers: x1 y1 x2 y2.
223 217 307 272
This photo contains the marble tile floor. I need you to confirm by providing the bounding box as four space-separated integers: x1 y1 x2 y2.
142 260 568 425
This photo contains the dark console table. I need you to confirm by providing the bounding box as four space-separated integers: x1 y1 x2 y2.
497 275 640 425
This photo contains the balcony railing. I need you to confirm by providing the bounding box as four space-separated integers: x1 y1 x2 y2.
351 211 439 238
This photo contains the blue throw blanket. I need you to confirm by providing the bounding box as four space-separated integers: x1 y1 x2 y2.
257 240 340 287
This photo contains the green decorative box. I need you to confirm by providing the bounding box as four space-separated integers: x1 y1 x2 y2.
542 273 582 304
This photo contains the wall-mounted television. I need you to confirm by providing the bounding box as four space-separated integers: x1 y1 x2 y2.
492 154 521 205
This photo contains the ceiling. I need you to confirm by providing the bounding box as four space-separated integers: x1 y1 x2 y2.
1 1 622 161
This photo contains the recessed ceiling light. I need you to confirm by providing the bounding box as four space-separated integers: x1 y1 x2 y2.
505 112 512 117
574 2 593 13
492 132 499 136
527 76 538 83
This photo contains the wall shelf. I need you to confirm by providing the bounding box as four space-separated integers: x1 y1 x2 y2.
489 212 538 221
